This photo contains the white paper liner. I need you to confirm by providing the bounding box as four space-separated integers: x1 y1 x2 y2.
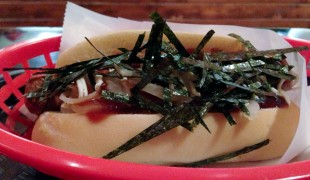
60 2 310 166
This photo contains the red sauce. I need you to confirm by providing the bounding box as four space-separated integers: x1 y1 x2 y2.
210 48 223 54
187 48 195 54
86 111 112 123
83 95 288 122
78 98 153 122
81 98 153 114
259 96 288 109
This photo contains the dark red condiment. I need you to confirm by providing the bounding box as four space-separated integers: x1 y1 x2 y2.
79 98 153 122
259 96 288 109
86 111 112 123
84 95 288 122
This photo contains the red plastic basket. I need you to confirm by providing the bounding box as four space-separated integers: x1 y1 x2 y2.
0 35 310 179
0 36 60 135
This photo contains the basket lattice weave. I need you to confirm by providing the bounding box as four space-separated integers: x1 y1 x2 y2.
0 36 61 136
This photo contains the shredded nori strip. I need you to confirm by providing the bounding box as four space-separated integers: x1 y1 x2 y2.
128 32 146 61
172 139 270 167
150 12 190 57
144 22 164 70
103 102 214 159
210 46 308 62
228 33 257 51
192 30 215 58
102 90 130 104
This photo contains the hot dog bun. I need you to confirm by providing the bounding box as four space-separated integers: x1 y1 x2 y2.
32 31 300 165
32 103 299 165
55 30 244 67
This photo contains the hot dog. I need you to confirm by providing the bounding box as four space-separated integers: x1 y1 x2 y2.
27 26 305 166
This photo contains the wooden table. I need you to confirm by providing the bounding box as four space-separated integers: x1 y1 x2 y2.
0 0 309 28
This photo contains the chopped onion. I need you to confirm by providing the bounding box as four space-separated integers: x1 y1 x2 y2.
95 75 103 91
103 77 140 96
277 79 286 91
277 79 291 104
243 100 260 120
59 91 100 105
76 77 88 97
271 87 279 94
19 104 38 121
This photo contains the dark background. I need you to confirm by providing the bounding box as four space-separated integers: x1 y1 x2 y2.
0 0 309 28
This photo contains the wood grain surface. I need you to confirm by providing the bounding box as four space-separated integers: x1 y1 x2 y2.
0 0 309 28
